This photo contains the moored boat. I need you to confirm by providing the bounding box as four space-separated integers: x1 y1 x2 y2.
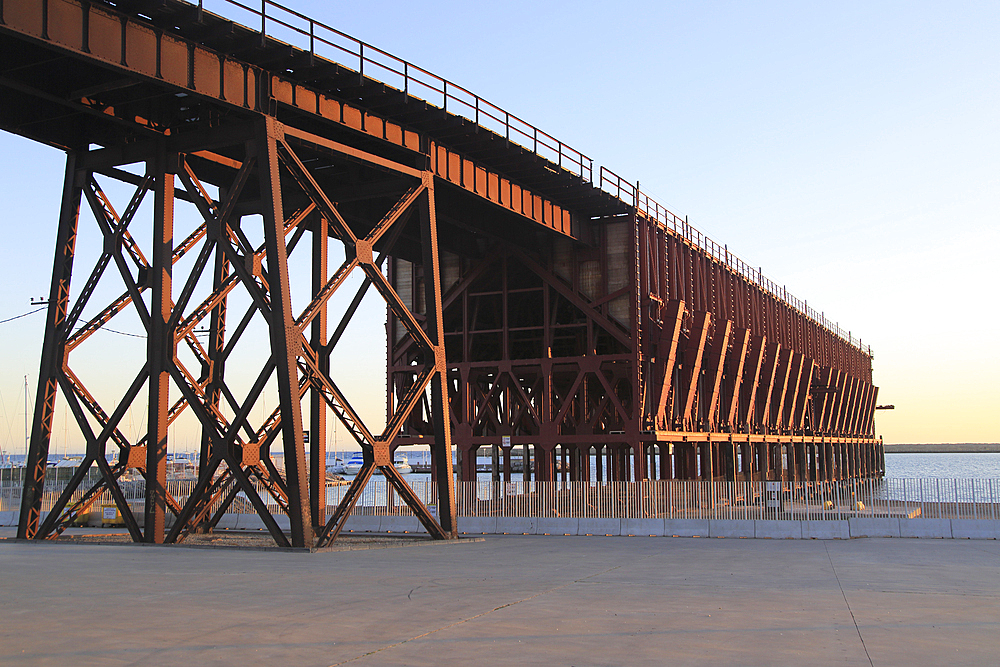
342 453 413 475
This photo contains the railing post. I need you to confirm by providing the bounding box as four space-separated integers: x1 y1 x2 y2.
443 80 447 112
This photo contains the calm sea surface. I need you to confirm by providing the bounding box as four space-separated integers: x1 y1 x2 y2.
3 452 1000 479
883 453 1000 479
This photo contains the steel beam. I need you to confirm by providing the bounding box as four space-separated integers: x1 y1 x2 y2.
310 211 329 530
144 145 174 543
418 178 458 537
17 152 82 540
258 117 313 547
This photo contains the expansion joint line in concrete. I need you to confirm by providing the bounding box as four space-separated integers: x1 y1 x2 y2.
824 542 874 667
326 552 659 666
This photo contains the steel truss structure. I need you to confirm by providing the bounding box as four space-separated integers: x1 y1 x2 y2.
391 214 881 485
1 0 880 547
15 119 457 547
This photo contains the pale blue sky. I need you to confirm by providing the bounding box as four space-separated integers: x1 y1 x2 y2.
0 1 997 456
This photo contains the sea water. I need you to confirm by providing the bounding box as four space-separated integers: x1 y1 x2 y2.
883 453 1000 479
4 451 1000 479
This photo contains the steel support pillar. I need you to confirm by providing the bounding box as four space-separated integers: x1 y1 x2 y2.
418 179 458 538
17 151 82 540
310 212 329 531
258 118 313 547
144 145 174 543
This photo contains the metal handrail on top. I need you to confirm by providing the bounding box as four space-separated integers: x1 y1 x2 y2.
195 0 594 182
598 167 870 356
188 0 867 356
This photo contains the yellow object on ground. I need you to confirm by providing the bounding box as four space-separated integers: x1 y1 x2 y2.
100 505 123 527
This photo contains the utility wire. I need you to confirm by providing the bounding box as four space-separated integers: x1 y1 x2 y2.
1 307 146 338
102 327 146 339
0 306 45 325
68 324 147 339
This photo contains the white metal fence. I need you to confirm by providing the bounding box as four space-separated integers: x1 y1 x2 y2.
3 477 998 522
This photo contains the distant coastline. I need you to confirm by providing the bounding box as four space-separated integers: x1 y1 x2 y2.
884 443 1000 453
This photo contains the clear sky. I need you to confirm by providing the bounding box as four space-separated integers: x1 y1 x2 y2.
0 0 997 457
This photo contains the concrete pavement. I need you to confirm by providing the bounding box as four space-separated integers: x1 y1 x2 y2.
0 529 997 666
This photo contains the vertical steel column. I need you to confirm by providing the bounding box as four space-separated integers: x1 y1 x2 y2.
144 146 174 543
258 118 313 547
196 237 229 532
17 152 82 540
700 442 713 481
310 213 328 530
631 213 645 481
419 176 458 538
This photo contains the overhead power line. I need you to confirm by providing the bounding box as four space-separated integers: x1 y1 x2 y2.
0 306 45 325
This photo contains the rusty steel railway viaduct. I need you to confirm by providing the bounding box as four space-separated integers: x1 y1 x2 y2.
1 0 881 548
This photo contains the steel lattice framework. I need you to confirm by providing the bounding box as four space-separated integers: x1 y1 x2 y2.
1 0 881 547
390 225 880 486
13 117 460 547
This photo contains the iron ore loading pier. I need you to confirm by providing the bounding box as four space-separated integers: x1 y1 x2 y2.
1 0 881 549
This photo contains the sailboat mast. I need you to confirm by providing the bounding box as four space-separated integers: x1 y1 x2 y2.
24 375 28 461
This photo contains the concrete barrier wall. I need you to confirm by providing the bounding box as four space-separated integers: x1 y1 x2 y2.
4 509 996 540
449 517 999 540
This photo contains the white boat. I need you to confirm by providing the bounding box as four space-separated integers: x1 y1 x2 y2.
326 458 347 474
342 453 413 475
343 453 365 475
51 456 84 468
392 454 413 475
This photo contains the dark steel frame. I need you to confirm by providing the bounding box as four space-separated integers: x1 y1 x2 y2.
3 0 880 550
15 118 457 547
390 213 881 484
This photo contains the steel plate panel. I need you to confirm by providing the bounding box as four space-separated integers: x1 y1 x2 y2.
48 0 84 50
5 0 44 37
193 49 220 97
159 35 188 87
87 7 121 65
125 22 157 77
